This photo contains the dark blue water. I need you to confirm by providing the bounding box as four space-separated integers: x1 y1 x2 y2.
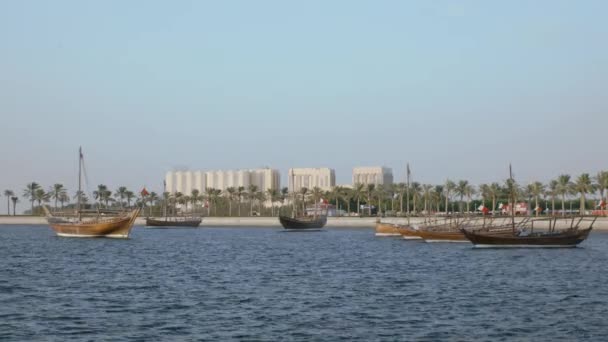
1 226 608 341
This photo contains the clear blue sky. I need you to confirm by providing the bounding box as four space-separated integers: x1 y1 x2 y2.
1 0 607 201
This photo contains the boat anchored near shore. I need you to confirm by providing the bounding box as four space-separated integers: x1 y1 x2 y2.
44 147 140 238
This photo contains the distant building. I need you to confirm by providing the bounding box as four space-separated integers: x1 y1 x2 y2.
165 168 280 194
352 166 393 186
288 168 336 192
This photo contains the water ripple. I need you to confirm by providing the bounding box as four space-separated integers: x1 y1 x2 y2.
1 226 608 341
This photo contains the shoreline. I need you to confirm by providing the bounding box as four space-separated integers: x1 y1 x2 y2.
1 216 608 230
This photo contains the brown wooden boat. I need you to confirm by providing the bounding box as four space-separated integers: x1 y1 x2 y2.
461 216 596 248
46 207 140 238
43 147 140 238
375 222 403 237
409 216 471 242
461 227 593 248
394 225 423 240
461 167 597 248
413 229 467 242
280 179 327 230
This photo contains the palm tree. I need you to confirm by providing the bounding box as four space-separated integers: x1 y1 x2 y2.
341 187 353 215
173 192 183 215
556 174 572 216
572 173 594 215
479 184 490 211
488 183 501 215
225 187 236 216
395 183 407 214
455 180 469 213
4 190 14 215
148 192 159 216
213 189 223 216
596 171 608 207
266 188 279 216
59 191 70 209
11 196 18 215
23 182 40 214
352 183 365 216
504 177 519 214
34 188 48 212
191 189 202 213
329 186 343 215
93 184 108 208
385 184 395 214
177 193 187 213
125 191 135 208
433 185 444 213
528 181 546 216
310 187 324 217
280 187 289 205
236 186 246 217
374 185 386 216
464 184 475 213
444 180 456 214
114 186 128 208
410 182 421 215
365 184 375 216
103 189 113 208
49 184 66 211
161 192 170 216
422 184 433 214
547 180 558 215
247 185 259 216
299 187 309 215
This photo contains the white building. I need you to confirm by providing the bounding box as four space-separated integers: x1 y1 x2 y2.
165 168 280 194
288 168 336 192
352 166 393 186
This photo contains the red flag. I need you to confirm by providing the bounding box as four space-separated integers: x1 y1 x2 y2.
140 187 149 197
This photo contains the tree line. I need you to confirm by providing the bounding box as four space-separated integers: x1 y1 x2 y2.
2 171 607 216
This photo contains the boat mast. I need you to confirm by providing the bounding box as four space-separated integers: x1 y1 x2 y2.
406 163 411 225
291 171 296 218
163 180 167 219
77 147 82 221
509 163 515 233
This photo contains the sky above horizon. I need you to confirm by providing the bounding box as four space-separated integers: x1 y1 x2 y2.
1 0 607 203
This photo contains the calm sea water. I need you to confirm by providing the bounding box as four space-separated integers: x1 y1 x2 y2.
1 226 608 341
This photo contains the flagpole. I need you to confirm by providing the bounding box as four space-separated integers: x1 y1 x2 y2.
406 163 410 225
510 163 516 234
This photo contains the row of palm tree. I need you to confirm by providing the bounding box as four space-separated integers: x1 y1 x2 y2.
2 190 19 216
6 171 607 216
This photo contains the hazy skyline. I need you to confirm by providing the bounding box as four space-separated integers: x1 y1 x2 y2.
1 1 607 199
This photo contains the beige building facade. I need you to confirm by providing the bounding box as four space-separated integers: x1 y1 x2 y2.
352 166 393 186
165 168 280 194
288 168 336 192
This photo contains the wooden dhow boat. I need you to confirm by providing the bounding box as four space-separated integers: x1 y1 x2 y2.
145 216 202 228
279 178 327 230
44 147 140 238
375 221 403 237
461 166 596 248
462 216 596 248
279 215 327 230
46 207 140 238
411 216 470 242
